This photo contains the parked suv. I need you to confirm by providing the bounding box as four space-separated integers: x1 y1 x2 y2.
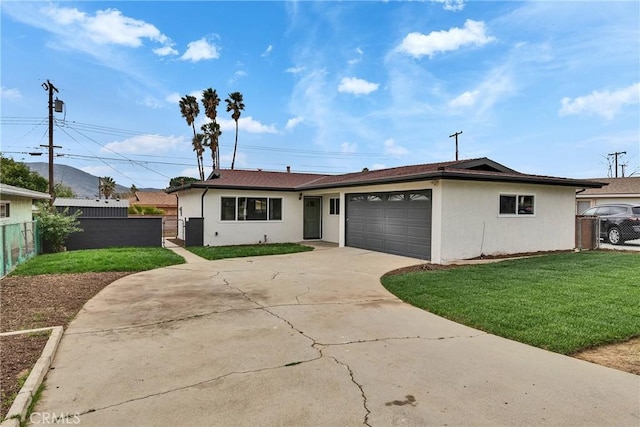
580 203 640 245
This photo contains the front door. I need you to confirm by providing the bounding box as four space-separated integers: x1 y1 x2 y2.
303 197 322 239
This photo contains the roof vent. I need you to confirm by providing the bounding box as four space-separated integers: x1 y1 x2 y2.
286 166 291 173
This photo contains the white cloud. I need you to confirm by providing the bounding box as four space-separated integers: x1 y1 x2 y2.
178 167 201 180
371 163 387 170
431 0 465 12
228 70 248 85
181 37 220 62
102 134 184 154
398 19 495 58
348 47 364 65
0 87 22 100
447 66 515 115
261 45 273 57
42 6 173 52
220 151 248 169
341 142 357 153
383 139 409 157
139 96 163 109
448 90 479 108
153 45 178 56
285 116 304 130
80 165 114 177
165 92 182 104
286 66 305 74
338 77 379 95
219 117 277 134
559 82 640 120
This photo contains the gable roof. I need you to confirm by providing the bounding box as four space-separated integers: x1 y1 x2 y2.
577 177 640 197
166 158 605 193
0 183 51 200
128 191 177 207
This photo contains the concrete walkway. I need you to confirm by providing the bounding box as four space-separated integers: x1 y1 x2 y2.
32 247 639 426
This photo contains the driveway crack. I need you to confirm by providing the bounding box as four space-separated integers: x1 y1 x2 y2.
75 357 323 418
329 355 371 427
318 333 485 346
295 286 311 304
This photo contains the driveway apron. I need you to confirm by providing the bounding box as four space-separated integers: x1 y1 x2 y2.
32 247 639 426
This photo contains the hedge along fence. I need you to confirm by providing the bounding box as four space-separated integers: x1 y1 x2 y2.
1 221 40 277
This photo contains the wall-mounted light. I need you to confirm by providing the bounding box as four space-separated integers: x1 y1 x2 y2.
299 193 303 200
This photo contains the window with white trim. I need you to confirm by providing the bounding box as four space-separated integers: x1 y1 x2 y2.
329 198 340 215
0 201 9 218
499 194 535 216
221 197 282 221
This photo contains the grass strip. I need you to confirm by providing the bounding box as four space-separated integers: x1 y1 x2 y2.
10 247 185 276
381 251 640 354
187 243 314 260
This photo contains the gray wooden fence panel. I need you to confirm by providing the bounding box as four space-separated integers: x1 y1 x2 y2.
64 217 162 250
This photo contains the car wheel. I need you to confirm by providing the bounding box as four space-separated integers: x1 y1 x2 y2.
608 227 623 245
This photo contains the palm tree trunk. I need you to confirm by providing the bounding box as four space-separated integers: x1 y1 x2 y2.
231 121 239 170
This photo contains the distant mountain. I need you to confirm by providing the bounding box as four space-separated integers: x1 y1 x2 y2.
26 163 160 198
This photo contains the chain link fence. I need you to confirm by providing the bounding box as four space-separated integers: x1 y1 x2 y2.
1 221 40 277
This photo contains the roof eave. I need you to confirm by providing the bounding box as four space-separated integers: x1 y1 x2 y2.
297 171 607 190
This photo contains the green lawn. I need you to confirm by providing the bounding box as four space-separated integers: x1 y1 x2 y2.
381 251 640 354
10 247 185 276
187 243 314 260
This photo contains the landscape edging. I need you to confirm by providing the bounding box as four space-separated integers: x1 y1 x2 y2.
1 326 64 425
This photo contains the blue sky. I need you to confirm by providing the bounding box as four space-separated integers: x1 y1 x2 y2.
1 1 639 189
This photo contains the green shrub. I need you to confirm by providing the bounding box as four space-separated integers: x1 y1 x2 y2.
128 204 165 215
34 202 82 253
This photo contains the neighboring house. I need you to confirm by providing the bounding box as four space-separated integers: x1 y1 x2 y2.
167 158 604 264
127 191 178 216
127 191 178 237
53 198 129 217
0 183 50 276
0 183 50 223
576 177 640 214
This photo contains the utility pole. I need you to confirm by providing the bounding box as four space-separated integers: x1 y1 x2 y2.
42 80 61 203
607 151 626 178
449 131 462 161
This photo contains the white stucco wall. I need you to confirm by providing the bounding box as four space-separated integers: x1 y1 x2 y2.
177 189 304 246
438 180 577 263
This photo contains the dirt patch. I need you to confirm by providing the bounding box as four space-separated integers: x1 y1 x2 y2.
383 263 460 277
0 272 130 419
573 337 640 375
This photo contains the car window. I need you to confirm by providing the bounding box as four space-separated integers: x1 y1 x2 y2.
595 207 611 215
581 207 598 215
632 207 640 215
609 206 628 214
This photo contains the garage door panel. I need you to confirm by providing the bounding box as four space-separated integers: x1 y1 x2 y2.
385 224 407 237
346 190 431 260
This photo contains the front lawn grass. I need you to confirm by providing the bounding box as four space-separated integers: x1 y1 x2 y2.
187 243 313 260
10 247 185 276
381 251 640 354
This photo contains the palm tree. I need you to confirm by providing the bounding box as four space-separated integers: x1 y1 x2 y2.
201 88 221 170
225 92 245 170
201 121 222 173
192 133 205 181
179 95 204 180
99 177 116 199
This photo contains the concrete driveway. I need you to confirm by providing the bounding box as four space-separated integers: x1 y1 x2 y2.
33 246 639 426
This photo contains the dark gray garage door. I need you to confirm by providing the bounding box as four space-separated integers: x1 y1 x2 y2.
346 190 431 259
